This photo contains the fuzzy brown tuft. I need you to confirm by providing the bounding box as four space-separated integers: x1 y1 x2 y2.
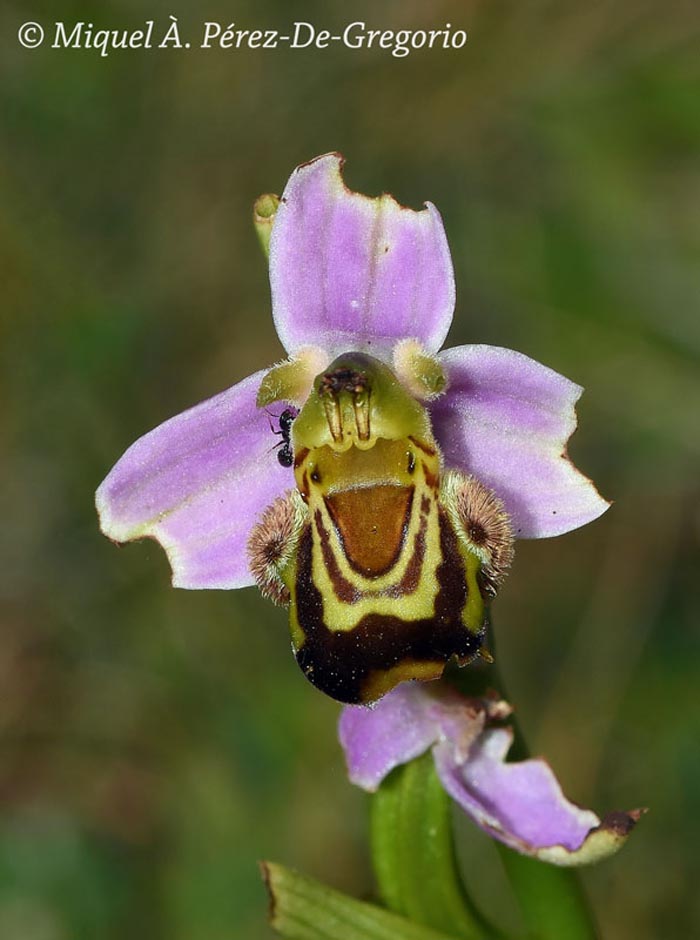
247 492 301 606
450 474 515 596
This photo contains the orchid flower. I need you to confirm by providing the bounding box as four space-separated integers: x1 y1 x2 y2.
96 153 609 705
340 683 642 866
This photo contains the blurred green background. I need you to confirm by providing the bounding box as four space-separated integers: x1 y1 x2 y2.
1 1 699 937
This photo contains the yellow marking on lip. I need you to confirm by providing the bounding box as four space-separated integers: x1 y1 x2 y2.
310 480 444 633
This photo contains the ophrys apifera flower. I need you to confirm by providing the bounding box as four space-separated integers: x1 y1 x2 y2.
96 154 608 704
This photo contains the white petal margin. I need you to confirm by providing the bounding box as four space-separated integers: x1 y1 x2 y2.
433 728 643 866
96 369 293 589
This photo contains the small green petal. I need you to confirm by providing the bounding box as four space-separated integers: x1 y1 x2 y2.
257 348 329 408
254 192 280 258
393 339 447 400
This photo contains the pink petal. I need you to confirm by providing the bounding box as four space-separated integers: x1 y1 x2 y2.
430 345 610 538
338 685 439 792
96 369 292 589
433 731 642 865
269 153 455 358
339 684 495 793
434 730 599 852
339 684 640 865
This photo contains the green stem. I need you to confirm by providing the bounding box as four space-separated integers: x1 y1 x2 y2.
447 635 600 940
496 851 598 940
370 751 502 940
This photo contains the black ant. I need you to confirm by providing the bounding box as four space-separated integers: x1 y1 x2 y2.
267 407 298 468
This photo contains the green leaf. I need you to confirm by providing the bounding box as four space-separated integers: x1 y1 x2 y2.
370 752 500 940
261 861 459 940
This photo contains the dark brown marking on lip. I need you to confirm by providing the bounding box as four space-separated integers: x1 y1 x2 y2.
388 509 428 597
314 509 358 603
293 447 309 469
422 461 439 490
409 435 436 458
293 506 482 704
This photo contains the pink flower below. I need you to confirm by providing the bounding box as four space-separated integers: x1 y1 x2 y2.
339 683 643 866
